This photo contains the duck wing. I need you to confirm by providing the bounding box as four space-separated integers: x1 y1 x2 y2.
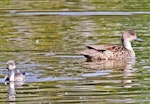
78 44 125 61
15 70 25 76
14 70 26 81
86 44 123 52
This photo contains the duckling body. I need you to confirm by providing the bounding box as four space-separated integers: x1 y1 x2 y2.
78 29 142 61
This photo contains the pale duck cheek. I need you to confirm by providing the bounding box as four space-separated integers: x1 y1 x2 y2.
9 65 16 69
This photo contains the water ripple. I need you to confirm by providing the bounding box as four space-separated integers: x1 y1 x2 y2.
11 11 150 16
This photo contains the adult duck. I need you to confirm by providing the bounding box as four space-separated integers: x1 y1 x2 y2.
78 29 142 61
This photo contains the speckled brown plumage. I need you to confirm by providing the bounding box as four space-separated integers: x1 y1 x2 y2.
78 29 142 61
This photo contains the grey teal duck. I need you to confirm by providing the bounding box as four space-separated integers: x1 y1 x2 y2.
5 60 25 82
78 29 142 61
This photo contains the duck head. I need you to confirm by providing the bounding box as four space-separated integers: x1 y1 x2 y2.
122 29 142 43
121 29 142 57
7 60 16 81
7 60 16 70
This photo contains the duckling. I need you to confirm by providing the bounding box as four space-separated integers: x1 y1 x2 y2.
5 60 25 82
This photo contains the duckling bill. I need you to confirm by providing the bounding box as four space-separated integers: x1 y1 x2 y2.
5 60 25 82
78 29 142 61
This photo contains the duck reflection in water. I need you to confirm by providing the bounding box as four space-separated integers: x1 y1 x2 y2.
82 58 137 88
7 81 25 102
4 60 26 102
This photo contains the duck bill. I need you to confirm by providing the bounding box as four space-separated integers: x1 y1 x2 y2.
135 38 143 42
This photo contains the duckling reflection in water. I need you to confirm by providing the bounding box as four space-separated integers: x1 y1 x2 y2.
5 60 26 83
78 29 142 61
7 80 25 102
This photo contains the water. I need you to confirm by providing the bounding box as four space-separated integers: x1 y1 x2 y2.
0 0 150 104
13 11 150 16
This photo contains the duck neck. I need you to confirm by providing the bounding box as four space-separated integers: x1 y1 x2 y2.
122 40 135 58
8 70 15 81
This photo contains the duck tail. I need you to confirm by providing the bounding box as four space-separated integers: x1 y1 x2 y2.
22 71 26 75
77 49 104 61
